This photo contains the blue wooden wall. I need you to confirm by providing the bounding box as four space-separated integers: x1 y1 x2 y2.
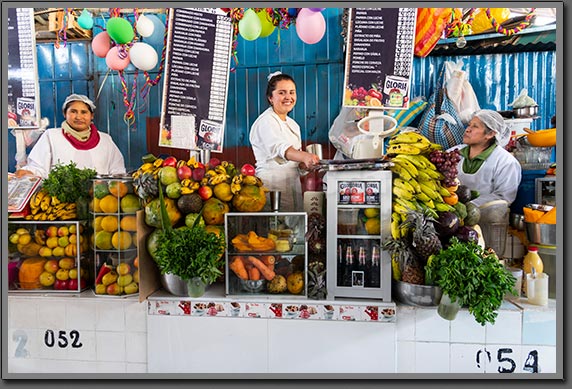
7 8 556 173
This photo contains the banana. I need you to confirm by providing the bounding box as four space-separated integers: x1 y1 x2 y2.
394 197 418 212
435 202 455 212
214 165 227 175
405 142 432 152
391 218 401 240
395 154 427 169
393 186 415 201
40 195 51 211
180 178 193 187
392 202 409 216
50 195 61 206
420 167 444 180
180 187 195 195
176 160 186 168
407 178 422 193
419 182 439 200
415 192 432 202
190 181 200 191
416 170 432 182
438 185 453 197
394 177 416 194
200 178 209 186
232 175 243 185
390 164 412 181
231 183 242 194
421 199 435 209
389 132 431 145
386 143 422 155
34 230 46 245
392 158 418 177
242 175 258 186
205 170 217 178
417 178 437 190
153 158 164 167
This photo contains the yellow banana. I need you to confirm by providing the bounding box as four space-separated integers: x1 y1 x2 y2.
50 195 61 206
232 175 243 185
395 154 427 169
153 158 164 167
180 187 195 195
214 165 227 175
40 195 51 211
392 158 418 177
205 170 217 178
391 218 401 239
180 178 193 187
435 202 455 212
190 181 200 191
231 183 242 194
394 197 418 212
389 132 431 145
393 202 409 216
176 160 186 168
242 175 258 186
420 167 444 180
421 199 435 209
417 178 437 190
438 185 453 197
394 177 416 194
419 182 439 200
415 192 432 202
386 143 422 155
416 170 432 182
393 186 415 201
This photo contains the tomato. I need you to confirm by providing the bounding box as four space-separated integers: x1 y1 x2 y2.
368 88 382 99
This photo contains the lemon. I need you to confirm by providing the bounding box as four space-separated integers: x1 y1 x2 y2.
100 215 119 232
112 231 132 250
365 217 381 235
364 208 380 218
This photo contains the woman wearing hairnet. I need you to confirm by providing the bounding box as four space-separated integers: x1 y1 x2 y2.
455 109 522 251
15 94 126 179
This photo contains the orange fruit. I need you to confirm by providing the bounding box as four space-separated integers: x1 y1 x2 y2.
443 192 459 206
101 215 119 232
119 215 138 232
108 181 129 198
112 231 132 250
99 195 119 213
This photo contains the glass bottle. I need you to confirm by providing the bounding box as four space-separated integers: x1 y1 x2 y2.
370 245 380 288
337 244 344 287
343 245 353 287
523 246 544 295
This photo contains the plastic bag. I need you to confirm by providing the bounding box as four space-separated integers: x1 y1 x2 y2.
444 61 480 124
328 107 367 158
10 117 49 168
509 89 537 109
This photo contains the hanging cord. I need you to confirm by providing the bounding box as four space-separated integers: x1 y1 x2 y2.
486 8 536 36
118 68 138 128
445 8 476 38
228 8 245 72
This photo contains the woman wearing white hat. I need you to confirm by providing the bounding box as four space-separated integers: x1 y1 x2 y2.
15 94 126 178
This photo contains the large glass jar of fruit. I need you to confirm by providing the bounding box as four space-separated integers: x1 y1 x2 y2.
90 175 142 297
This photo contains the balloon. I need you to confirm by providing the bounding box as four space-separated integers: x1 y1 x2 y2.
91 31 112 58
129 42 158 71
77 9 94 30
288 8 299 17
238 9 262 41
295 8 326 44
145 14 166 46
106 17 135 44
105 46 131 70
309 8 326 12
136 14 155 37
256 10 276 38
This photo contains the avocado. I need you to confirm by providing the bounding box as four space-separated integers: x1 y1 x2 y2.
177 193 203 214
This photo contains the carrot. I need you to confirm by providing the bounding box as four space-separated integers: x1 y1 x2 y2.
248 267 261 281
246 256 276 281
229 256 248 280
261 255 276 272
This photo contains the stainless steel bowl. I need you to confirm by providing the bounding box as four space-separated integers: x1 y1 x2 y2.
392 280 442 307
160 273 189 296
525 222 556 246
513 105 538 118
509 213 525 231
240 279 266 293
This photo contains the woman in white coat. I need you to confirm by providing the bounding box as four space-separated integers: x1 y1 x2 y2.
249 72 320 211
15 94 126 178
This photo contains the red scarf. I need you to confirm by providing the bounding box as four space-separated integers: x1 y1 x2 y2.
62 124 100 150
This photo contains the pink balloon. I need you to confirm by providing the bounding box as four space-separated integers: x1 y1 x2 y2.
295 8 326 44
92 31 112 58
105 46 131 70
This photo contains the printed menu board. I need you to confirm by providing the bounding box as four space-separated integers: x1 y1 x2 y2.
159 8 233 152
343 8 417 110
7 8 41 129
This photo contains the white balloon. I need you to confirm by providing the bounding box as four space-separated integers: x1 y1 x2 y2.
136 14 155 37
129 42 158 71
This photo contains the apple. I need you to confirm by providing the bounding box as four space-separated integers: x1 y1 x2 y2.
162 156 178 167
68 278 79 291
52 247 65 257
56 268 70 281
46 226 58 237
58 257 75 270
44 259 59 274
133 270 140 284
192 167 206 181
53 279 69 290
106 283 123 295
57 226 69 237
38 246 53 257
117 274 133 287
116 262 131 276
39 272 56 287
68 224 77 235
208 157 221 168
240 163 256 176
133 257 139 269
58 236 70 247
46 236 59 249
124 282 139 295
95 283 107 294
177 164 192 180
68 268 78 280
197 185 213 201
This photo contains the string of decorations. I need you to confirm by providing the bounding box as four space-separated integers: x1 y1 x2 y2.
486 8 536 36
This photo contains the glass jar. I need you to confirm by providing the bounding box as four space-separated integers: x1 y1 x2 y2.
437 293 462 321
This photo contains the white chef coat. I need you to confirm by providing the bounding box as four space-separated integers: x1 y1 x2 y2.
22 128 126 179
249 107 303 211
456 145 522 208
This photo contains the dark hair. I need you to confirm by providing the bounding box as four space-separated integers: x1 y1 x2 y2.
266 73 296 104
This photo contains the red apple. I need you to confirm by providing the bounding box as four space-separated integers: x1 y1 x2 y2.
192 167 205 181
162 156 178 167
196 162 205 169
208 158 221 168
54 279 69 290
177 164 192 180
240 163 256 176
198 186 213 200
68 278 79 291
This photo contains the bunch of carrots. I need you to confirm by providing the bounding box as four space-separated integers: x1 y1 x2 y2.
229 255 276 281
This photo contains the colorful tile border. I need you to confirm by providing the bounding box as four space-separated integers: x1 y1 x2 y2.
147 299 396 323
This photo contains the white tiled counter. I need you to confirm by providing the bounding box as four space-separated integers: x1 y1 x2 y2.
6 289 559 376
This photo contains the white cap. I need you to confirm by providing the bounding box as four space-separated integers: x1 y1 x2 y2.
473 109 510 147
62 94 96 115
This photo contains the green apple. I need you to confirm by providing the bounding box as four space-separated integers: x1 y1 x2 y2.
39 271 56 287
117 274 133 287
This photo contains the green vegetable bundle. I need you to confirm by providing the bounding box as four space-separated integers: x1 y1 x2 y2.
425 238 517 326
42 162 97 203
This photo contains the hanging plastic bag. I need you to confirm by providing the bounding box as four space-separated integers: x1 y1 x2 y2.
328 107 367 158
418 64 466 149
10 118 49 169
443 61 481 124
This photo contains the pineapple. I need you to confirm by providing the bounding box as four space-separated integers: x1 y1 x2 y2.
382 237 422 284
401 257 425 285
404 209 442 262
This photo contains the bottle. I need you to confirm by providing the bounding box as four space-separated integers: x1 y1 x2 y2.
343 245 354 287
337 244 344 287
523 246 544 295
370 245 380 288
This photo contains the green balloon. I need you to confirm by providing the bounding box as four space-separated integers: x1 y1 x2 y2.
238 9 262 41
256 10 275 38
106 17 135 44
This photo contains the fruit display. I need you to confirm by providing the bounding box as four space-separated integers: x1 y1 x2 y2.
90 176 141 297
7 221 92 292
384 131 484 287
225 212 308 297
25 189 79 221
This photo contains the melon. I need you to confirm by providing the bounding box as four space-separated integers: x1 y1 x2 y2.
18 257 47 290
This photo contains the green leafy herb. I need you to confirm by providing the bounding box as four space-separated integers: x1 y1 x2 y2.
42 162 97 203
425 237 517 326
154 225 226 285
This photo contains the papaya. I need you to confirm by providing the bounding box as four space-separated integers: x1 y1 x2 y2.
144 197 182 228
19 257 47 289
537 207 556 224
202 198 229 225
232 185 267 212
